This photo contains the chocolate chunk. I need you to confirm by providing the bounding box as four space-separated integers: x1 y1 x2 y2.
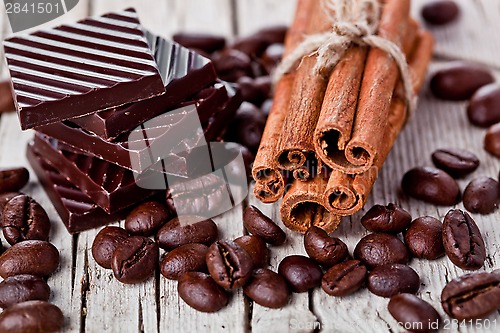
173 32 226 54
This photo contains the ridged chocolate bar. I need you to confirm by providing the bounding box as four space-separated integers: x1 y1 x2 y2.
4 8 165 130
71 32 217 140
26 144 128 234
37 82 241 174
32 134 158 214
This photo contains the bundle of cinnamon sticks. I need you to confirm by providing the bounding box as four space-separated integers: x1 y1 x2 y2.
252 0 434 233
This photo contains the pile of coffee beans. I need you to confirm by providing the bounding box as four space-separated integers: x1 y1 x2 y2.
402 148 499 214
173 26 287 154
0 167 63 332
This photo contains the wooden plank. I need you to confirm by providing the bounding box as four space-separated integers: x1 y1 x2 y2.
235 0 297 35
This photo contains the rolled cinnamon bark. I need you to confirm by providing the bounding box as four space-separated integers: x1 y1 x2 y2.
324 31 434 215
275 1 332 171
252 0 315 203
281 173 342 234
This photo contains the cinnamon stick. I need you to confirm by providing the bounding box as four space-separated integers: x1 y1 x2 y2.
252 0 315 203
324 31 434 215
275 1 332 171
280 173 342 234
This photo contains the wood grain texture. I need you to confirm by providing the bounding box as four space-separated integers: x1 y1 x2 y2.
0 0 499 332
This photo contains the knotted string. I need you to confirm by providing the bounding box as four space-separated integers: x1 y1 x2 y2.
274 0 416 117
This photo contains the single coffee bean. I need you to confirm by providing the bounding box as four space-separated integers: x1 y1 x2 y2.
443 209 486 270
172 32 226 54
401 167 461 206
91 226 130 269
431 148 480 178
360 203 412 233
353 233 409 269
368 264 420 298
255 25 288 45
321 260 367 296
111 236 159 284
0 240 59 278
206 240 253 289
0 79 15 114
430 62 494 101
234 235 269 269
0 168 29 194
304 226 348 266
155 216 218 250
243 268 290 308
0 300 64 333
261 43 284 74
125 201 171 236
178 272 229 312
0 275 50 309
388 293 441 333
212 49 253 82
160 243 208 280
237 76 269 106
0 192 21 221
441 270 500 320
243 205 286 245
467 84 500 127
229 35 268 58
261 98 273 117
225 102 267 153
278 255 322 293
463 177 499 214
484 123 500 157
404 217 445 260
421 0 460 25
1 195 50 245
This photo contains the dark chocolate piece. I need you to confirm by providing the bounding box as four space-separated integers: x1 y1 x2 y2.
26 144 127 234
4 8 165 130
72 32 217 140
32 134 158 214
37 82 241 174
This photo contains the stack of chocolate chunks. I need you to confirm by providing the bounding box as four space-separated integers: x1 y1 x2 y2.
3 8 241 233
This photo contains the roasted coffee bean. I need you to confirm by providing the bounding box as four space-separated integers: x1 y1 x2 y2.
401 167 461 206
125 201 171 236
353 233 409 268
467 84 500 127
321 260 367 296
155 216 218 250
0 192 21 222
255 25 288 45
178 272 229 312
91 226 130 269
278 255 322 293
463 177 499 214
225 102 267 153
261 43 284 74
237 76 270 106
160 243 208 280
360 203 412 234
172 32 226 54
484 123 500 157
243 205 286 245
431 148 480 178
1 195 50 245
388 294 441 333
0 168 29 194
404 217 445 260
111 236 159 284
0 300 64 333
430 62 494 101
0 79 15 114
206 240 253 289
421 0 460 25
441 270 500 320
234 235 269 269
261 98 273 117
443 209 486 270
0 240 59 278
244 268 290 308
368 264 420 298
230 35 268 58
0 275 50 309
212 49 253 82
304 226 348 266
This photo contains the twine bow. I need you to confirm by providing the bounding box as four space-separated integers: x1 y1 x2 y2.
274 0 416 116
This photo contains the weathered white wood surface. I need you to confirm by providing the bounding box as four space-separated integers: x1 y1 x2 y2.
0 0 499 332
